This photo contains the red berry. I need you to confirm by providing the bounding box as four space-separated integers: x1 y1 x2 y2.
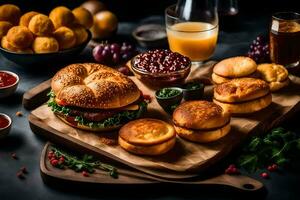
271 164 278 171
260 172 269 179
16 172 25 179
231 167 239 174
59 156 65 164
50 159 59 166
11 153 18 160
82 171 89 177
228 164 236 169
142 94 152 103
20 166 28 174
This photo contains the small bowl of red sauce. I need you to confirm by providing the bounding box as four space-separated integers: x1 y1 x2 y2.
0 70 19 98
0 113 12 139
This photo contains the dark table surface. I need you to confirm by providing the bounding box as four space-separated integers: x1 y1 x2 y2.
0 15 300 200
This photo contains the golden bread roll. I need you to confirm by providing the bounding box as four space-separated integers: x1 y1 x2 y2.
119 118 176 155
0 4 21 25
19 11 39 27
81 0 106 15
257 63 289 92
214 78 270 103
6 26 34 48
213 93 272 114
173 101 230 130
53 26 76 50
51 63 141 109
173 100 231 143
213 56 257 78
91 11 118 39
32 37 59 53
72 24 88 45
174 123 231 143
49 6 75 29
269 78 289 92
0 21 13 38
72 7 94 29
28 14 54 36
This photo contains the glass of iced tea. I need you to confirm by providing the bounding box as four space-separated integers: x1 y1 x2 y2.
165 2 218 63
270 12 300 68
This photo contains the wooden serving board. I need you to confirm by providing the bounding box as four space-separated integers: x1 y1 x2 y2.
41 142 263 191
26 62 300 180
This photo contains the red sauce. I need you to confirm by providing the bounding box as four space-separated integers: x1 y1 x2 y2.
0 72 17 88
0 116 10 129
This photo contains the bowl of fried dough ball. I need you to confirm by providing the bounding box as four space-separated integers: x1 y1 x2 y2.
0 4 92 66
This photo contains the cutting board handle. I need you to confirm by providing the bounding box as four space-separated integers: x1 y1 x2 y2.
197 174 264 191
23 79 51 110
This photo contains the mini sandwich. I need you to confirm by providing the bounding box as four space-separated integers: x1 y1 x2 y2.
48 63 147 131
173 101 231 143
257 63 289 92
212 56 258 84
118 118 176 155
213 78 272 114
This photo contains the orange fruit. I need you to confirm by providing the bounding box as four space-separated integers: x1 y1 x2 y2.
91 11 118 39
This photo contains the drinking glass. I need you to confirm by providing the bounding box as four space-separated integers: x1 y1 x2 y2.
270 12 300 68
165 0 219 63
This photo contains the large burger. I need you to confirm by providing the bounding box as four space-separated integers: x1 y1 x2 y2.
48 63 147 131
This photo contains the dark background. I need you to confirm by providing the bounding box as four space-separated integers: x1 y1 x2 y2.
2 0 300 21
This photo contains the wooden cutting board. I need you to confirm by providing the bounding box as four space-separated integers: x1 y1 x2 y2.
25 62 300 180
41 142 263 191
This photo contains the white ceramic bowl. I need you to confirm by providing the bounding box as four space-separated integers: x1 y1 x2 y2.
0 70 19 99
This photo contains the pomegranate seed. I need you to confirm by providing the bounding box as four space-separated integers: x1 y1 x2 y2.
142 94 152 102
20 166 28 174
50 159 59 166
16 172 25 179
82 171 89 177
48 152 54 159
260 172 269 179
11 153 18 160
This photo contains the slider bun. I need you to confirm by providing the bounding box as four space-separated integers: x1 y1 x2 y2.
173 101 230 130
174 123 231 143
51 63 141 109
269 78 290 92
211 72 231 84
56 114 122 132
213 56 257 78
214 78 270 103
119 119 176 155
213 93 272 114
257 63 288 82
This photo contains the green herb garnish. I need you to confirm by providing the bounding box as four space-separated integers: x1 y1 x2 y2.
236 127 300 172
157 88 181 98
47 91 147 128
51 147 118 178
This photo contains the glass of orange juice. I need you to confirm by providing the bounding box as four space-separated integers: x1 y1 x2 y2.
165 2 219 63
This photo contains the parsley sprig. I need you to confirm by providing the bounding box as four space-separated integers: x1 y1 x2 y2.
237 127 300 172
52 147 118 178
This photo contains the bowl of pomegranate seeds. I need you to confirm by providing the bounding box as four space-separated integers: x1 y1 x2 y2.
131 49 191 88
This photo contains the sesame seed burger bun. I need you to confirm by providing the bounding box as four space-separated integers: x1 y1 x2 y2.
51 63 141 109
213 56 257 78
173 101 230 130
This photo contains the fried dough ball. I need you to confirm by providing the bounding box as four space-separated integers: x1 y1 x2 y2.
1 36 33 53
28 14 54 36
19 11 39 27
0 21 13 38
81 0 106 15
32 37 59 53
53 26 76 50
72 7 93 29
6 26 33 48
0 4 21 25
72 24 88 45
49 6 75 29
